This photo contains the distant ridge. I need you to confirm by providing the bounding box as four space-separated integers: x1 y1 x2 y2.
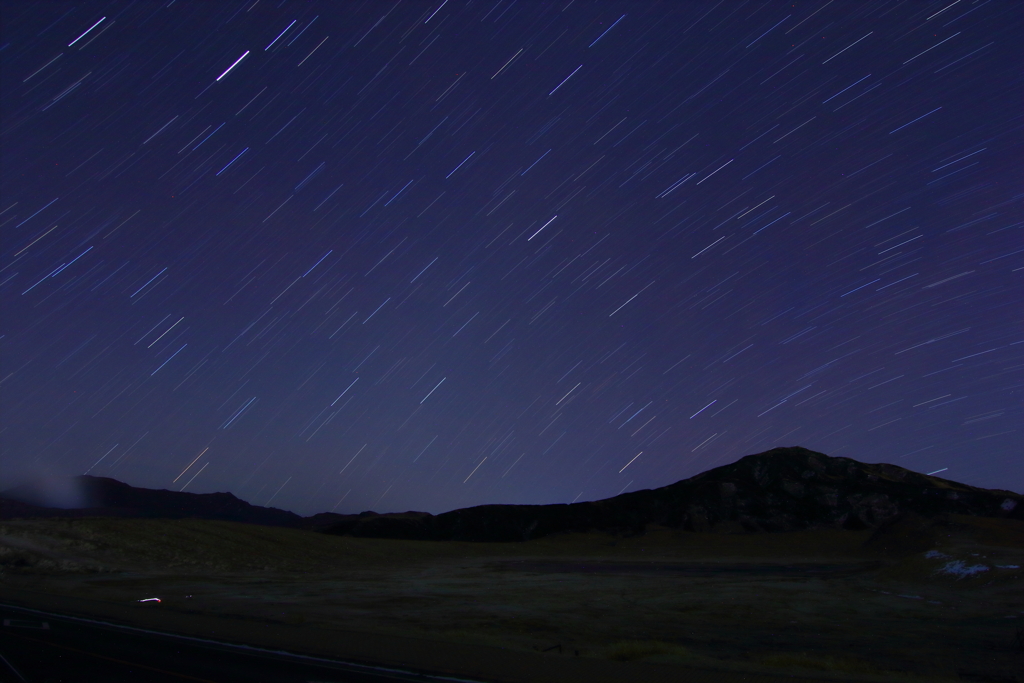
1 475 303 528
3 448 1021 541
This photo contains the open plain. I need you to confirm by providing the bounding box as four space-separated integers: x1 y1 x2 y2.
1 513 1022 682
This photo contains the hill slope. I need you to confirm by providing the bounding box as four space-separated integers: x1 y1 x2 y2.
3 447 1020 540
320 446 1023 541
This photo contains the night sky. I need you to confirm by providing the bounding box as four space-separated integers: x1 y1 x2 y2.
2 1 1021 516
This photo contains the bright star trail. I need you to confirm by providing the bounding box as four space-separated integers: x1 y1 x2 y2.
2 2 1021 515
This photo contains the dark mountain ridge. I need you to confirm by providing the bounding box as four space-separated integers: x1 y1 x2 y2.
1 475 304 528
321 446 1023 541
3 448 1020 541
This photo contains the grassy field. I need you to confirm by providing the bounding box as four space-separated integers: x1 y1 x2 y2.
1 514 1022 682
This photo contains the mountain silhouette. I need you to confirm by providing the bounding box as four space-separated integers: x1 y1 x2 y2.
319 446 1023 541
1 475 304 528
3 448 1020 541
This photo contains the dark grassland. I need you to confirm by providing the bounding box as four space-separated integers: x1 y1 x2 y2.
2 514 1021 682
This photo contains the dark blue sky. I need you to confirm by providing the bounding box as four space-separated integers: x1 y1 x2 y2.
2 1 1021 515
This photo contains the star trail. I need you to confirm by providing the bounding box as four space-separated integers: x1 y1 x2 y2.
2 1 1021 515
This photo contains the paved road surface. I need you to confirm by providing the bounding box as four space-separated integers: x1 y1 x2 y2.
0 603 483 683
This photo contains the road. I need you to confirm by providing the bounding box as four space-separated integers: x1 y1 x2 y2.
0 603 484 683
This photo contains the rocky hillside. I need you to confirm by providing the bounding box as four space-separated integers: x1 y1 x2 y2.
320 447 1023 541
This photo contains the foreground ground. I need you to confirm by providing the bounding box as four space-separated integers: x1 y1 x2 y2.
1 514 1021 683
0 603 466 683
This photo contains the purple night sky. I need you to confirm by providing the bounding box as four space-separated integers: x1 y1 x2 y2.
2 1 1021 515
